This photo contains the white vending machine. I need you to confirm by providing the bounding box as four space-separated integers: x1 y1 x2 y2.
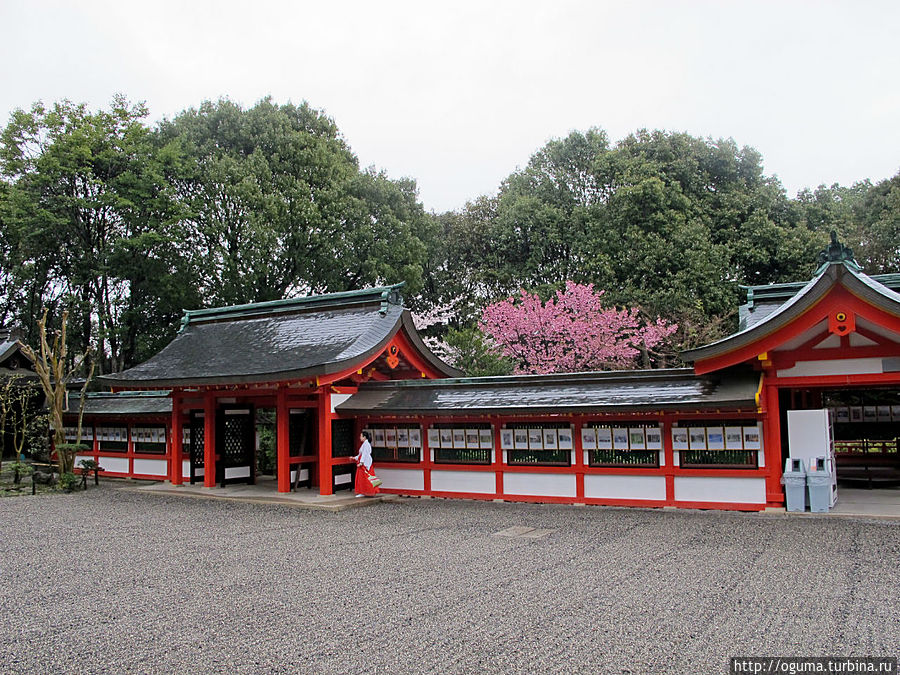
786 409 837 507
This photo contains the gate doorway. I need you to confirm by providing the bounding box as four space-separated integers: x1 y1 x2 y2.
189 411 205 485
217 406 255 487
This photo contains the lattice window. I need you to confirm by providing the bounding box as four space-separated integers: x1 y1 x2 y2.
222 415 252 467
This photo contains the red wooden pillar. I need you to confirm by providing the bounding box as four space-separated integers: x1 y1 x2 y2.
662 415 676 505
276 387 290 493
203 392 216 488
573 417 585 502
171 391 183 485
421 418 433 494
491 418 503 498
763 382 784 506
127 424 134 477
317 391 333 496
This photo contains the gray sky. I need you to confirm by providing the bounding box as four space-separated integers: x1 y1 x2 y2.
2 0 898 213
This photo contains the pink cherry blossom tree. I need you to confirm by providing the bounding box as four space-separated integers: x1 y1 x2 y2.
480 282 677 374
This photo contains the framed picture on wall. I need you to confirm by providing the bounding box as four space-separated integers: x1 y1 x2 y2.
628 428 646 450
743 426 761 450
671 428 688 451
706 426 725 450
892 405 900 422
439 428 453 447
850 407 863 422
514 429 529 449
409 428 422 447
528 428 544 450
479 429 493 449
613 428 629 449
558 428 573 450
397 429 410 447
645 428 662 450
373 429 385 447
725 427 743 450
834 407 850 424
863 406 877 422
581 427 597 450
501 429 515 450
384 428 397 446
595 428 613 450
452 429 466 449
688 427 707 450
427 428 441 448
465 429 480 448
877 406 891 422
543 428 558 449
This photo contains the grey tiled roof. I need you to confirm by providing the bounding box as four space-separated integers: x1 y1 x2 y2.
336 368 760 416
99 286 459 387
76 392 173 416
683 261 900 364
738 272 900 331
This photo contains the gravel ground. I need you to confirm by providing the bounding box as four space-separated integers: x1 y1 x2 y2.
1 486 898 675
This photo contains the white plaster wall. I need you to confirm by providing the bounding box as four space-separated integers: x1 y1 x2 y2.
224 466 251 479
330 394 352 413
503 472 577 498
777 357 883 378
182 459 191 477
133 459 167 477
584 475 666 501
101 457 130 474
431 469 494 494
674 476 766 504
377 468 425 491
334 472 352 485
290 468 309 483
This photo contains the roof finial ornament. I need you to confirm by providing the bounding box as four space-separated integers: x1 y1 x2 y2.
817 231 859 270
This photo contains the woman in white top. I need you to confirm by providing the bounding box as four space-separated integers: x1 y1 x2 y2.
353 431 380 497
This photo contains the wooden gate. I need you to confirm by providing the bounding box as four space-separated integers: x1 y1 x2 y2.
216 406 256 487
189 411 205 485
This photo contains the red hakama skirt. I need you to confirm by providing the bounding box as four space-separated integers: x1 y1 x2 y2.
355 464 380 496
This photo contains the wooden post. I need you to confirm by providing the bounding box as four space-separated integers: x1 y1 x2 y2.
662 415 676 505
317 391 333 496
764 382 784 506
171 391 183 485
276 387 290 493
573 417 585 502
203 392 216 488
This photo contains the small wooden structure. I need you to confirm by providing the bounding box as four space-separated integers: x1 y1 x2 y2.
96 285 459 494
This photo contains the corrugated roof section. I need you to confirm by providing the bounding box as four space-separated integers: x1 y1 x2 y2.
78 391 173 416
336 368 759 416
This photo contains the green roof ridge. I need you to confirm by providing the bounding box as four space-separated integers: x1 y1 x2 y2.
178 283 405 332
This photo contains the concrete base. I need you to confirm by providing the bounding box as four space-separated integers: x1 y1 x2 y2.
132 477 397 512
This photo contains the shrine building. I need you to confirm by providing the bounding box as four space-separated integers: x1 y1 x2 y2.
66 240 900 511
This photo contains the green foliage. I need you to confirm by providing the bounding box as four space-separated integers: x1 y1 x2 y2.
8 460 33 485
58 471 78 492
256 413 276 475
428 128 846 343
444 327 514 377
1 96 435 372
2 94 897 376
159 98 432 307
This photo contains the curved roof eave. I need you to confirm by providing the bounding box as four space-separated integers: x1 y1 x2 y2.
398 311 463 378
681 262 900 365
98 309 460 388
